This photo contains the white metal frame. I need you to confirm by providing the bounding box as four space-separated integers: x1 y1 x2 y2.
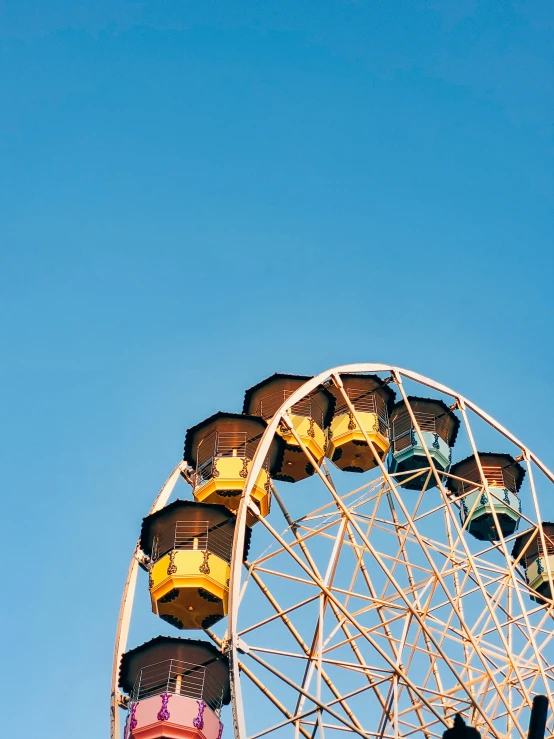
110 364 554 739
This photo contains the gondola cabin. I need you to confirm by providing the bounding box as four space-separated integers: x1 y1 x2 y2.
184 412 279 526
243 374 334 483
326 374 396 473
119 636 230 739
388 397 459 490
447 453 524 542
141 501 251 630
512 523 554 602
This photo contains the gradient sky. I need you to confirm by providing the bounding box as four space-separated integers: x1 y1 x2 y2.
1 2 553 737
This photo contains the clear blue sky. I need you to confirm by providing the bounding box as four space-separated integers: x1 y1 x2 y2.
1 2 553 736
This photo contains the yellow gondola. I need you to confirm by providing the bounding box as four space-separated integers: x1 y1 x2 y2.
326 374 396 473
243 373 334 483
141 500 251 630
184 412 280 525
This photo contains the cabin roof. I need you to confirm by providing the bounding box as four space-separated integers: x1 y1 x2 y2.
183 411 267 466
448 453 526 494
390 396 461 446
119 635 230 703
243 373 335 425
511 522 554 560
327 373 397 414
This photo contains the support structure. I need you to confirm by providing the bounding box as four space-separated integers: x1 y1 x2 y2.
111 365 554 739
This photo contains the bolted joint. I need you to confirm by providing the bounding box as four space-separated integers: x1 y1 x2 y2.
247 500 262 519
179 462 196 486
222 635 250 655
115 690 129 708
330 373 344 389
280 413 295 431
136 550 151 572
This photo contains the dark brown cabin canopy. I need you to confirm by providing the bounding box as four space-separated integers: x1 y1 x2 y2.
183 411 270 469
447 453 526 496
511 522 554 562
140 499 251 561
119 636 231 703
243 373 335 426
327 373 396 416
390 396 460 446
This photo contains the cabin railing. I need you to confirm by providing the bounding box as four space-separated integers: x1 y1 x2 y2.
130 658 226 712
252 389 327 428
151 521 234 563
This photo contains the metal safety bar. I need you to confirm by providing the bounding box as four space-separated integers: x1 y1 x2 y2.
392 410 451 452
333 387 389 435
254 390 326 427
151 520 234 563
521 532 554 568
130 658 226 712
453 465 520 495
195 430 263 484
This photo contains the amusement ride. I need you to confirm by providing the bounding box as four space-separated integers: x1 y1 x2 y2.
110 364 554 739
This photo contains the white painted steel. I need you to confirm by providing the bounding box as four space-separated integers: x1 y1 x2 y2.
226 364 554 739
110 461 187 739
111 364 554 739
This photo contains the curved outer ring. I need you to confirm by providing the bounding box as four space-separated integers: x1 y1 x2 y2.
110 364 554 739
110 462 188 739
226 363 554 739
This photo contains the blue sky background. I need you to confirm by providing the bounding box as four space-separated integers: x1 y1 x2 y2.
1 1 553 736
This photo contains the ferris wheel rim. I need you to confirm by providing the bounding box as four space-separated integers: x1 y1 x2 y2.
110 461 188 739
110 363 554 739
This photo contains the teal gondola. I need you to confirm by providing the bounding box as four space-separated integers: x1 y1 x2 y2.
388 397 459 490
447 453 524 541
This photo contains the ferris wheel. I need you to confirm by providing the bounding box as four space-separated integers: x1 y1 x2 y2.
110 364 554 739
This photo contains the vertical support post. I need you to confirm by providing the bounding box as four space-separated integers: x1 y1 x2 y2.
506 585 512 738
167 659 172 695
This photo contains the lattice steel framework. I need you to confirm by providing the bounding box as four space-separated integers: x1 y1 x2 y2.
111 364 554 739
